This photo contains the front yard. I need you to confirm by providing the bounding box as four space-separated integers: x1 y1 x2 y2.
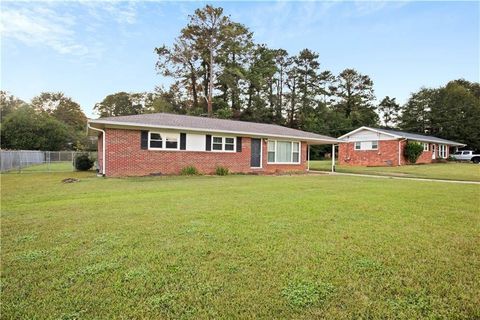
1 172 479 319
309 160 480 181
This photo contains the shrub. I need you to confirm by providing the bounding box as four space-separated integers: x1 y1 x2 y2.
180 166 199 175
215 166 229 176
404 142 424 164
74 154 94 171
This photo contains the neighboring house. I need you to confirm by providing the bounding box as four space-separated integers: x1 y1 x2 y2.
87 113 339 177
338 127 465 166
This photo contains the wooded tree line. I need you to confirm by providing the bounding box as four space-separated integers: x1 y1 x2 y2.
0 91 91 150
1 5 479 152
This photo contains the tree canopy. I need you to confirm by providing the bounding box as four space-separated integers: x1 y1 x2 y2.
1 92 90 151
1 5 477 153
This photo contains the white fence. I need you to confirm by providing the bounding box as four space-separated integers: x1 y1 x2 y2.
0 150 97 173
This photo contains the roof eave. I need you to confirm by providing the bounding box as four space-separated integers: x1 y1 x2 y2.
88 119 340 144
337 126 402 139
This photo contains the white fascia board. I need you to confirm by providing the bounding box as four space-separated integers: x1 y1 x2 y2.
338 126 402 140
409 138 466 147
88 119 340 144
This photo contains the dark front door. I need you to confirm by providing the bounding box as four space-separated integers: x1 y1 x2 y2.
250 138 261 168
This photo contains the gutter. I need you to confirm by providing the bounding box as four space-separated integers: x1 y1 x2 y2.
87 123 106 176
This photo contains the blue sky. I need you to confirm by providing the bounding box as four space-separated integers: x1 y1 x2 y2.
1 1 479 118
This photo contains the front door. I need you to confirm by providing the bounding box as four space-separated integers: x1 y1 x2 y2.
250 138 262 168
431 144 436 159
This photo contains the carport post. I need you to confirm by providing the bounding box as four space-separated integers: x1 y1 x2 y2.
331 144 336 173
307 144 310 171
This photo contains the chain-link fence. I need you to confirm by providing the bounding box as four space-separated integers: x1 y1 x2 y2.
0 150 97 173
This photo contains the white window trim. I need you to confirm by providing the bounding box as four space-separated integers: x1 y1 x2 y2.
148 131 180 151
423 143 429 152
211 136 236 153
439 144 447 159
267 140 301 164
354 140 378 151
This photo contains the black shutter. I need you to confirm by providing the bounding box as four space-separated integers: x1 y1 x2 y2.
205 135 212 151
141 131 148 150
236 137 242 152
180 133 186 150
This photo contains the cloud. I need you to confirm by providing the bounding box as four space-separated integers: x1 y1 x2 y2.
0 1 139 58
0 5 89 55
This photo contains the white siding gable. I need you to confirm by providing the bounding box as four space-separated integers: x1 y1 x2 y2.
342 129 396 142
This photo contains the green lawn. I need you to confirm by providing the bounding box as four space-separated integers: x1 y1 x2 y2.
3 162 75 173
309 160 480 182
1 172 479 319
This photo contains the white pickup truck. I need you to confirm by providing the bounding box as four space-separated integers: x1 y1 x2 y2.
450 150 480 163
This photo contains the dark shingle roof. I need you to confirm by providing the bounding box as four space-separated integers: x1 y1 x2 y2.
89 112 339 143
372 127 465 146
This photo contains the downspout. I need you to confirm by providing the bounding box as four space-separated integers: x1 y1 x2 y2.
398 138 407 166
87 123 106 176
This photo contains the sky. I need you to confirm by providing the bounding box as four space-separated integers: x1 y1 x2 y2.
1 1 479 118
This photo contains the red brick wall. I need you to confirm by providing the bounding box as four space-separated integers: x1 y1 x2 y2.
100 128 307 177
338 140 446 166
339 140 402 166
416 143 434 164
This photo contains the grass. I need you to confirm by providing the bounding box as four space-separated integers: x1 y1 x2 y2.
309 160 480 182
4 162 75 173
1 172 479 319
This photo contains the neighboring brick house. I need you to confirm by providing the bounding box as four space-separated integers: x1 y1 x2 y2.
87 113 339 177
338 127 465 167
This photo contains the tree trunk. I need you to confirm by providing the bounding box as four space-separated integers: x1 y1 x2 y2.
208 48 214 116
188 62 199 110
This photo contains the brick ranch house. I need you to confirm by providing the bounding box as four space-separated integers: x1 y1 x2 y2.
338 126 465 166
87 113 339 177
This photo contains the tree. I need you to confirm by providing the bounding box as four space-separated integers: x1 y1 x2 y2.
430 81 480 151
1 106 70 150
31 92 87 131
399 88 437 134
332 68 378 130
242 45 277 123
181 5 232 116
94 92 143 117
1 91 28 122
399 80 480 151
217 22 253 116
155 39 202 112
378 96 400 128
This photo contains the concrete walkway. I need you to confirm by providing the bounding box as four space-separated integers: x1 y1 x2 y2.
309 171 480 185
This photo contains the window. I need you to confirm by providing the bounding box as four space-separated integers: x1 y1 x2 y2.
149 133 163 148
292 142 300 162
423 143 429 151
268 141 275 162
211 136 236 152
149 132 179 150
164 133 178 149
225 137 235 151
354 141 378 151
212 137 223 150
267 140 301 164
439 144 447 158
